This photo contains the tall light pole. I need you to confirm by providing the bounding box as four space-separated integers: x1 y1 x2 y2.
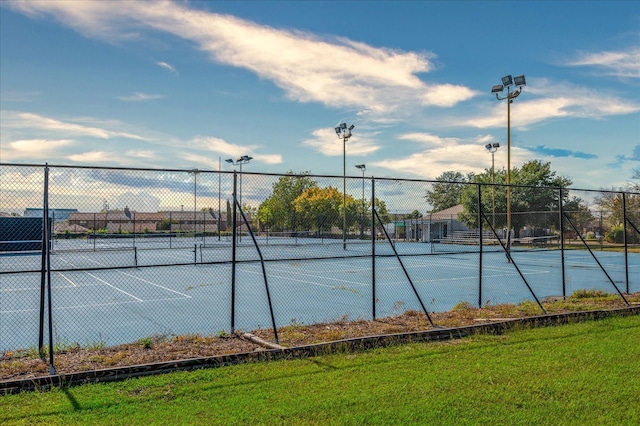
335 122 354 250
484 143 500 229
491 74 526 253
355 164 366 238
226 155 253 241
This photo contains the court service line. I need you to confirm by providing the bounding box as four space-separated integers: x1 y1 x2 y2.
84 271 143 302
114 270 192 298
56 271 78 287
61 255 190 299
242 267 366 288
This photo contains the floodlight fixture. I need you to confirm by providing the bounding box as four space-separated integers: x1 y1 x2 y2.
335 126 341 135
485 143 492 150
491 84 504 94
513 75 526 86
501 75 513 86
225 158 234 164
355 164 366 171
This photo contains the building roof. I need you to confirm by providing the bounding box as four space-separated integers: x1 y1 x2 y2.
426 204 464 221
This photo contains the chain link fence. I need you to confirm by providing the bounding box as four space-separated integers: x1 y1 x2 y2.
1 164 639 358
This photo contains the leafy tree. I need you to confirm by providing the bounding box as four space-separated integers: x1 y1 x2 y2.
594 190 640 229
293 186 343 232
425 171 474 212
459 160 573 237
257 172 317 232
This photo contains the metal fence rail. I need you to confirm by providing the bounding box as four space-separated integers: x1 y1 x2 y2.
1 163 639 373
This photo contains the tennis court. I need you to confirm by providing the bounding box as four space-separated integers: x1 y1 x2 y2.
1 239 636 352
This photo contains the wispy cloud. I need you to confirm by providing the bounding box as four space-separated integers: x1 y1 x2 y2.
190 136 259 155
1 110 151 140
5 0 477 121
117 92 165 102
464 78 640 129
3 138 74 159
398 132 461 146
563 47 640 78
302 128 381 157
124 149 157 159
68 151 122 163
156 61 176 73
188 136 282 165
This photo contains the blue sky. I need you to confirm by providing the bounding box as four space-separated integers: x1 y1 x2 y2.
1 0 639 190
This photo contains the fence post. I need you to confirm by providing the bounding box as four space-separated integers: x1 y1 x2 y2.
623 192 629 294
38 165 55 374
559 188 566 299
371 177 376 320
38 169 47 353
231 171 237 334
478 184 483 308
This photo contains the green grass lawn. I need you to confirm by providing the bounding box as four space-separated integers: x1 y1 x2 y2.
2 315 639 425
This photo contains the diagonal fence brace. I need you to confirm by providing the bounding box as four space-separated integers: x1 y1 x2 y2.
563 212 629 305
480 209 547 314
373 208 434 326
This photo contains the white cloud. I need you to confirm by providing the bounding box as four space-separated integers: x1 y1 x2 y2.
563 47 640 78
2 110 151 140
68 151 121 163
5 1 477 121
371 142 531 180
253 154 283 165
117 92 165 102
398 133 461 146
463 78 640 129
124 150 156 159
2 138 74 160
302 128 381 157
190 136 259 155
156 61 176 73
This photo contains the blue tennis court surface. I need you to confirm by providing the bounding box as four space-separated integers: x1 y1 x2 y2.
1 242 638 352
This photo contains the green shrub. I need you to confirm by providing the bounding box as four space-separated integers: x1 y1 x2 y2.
605 225 624 243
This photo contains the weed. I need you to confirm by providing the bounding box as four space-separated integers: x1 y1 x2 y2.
138 337 154 350
570 289 612 299
452 301 474 312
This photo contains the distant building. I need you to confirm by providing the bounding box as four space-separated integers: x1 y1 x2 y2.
68 210 163 233
390 205 468 242
24 208 78 221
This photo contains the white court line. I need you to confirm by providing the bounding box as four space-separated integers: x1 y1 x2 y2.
57 254 190 300
114 270 192 298
56 257 142 302
84 271 143 302
241 267 365 288
56 271 78 287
